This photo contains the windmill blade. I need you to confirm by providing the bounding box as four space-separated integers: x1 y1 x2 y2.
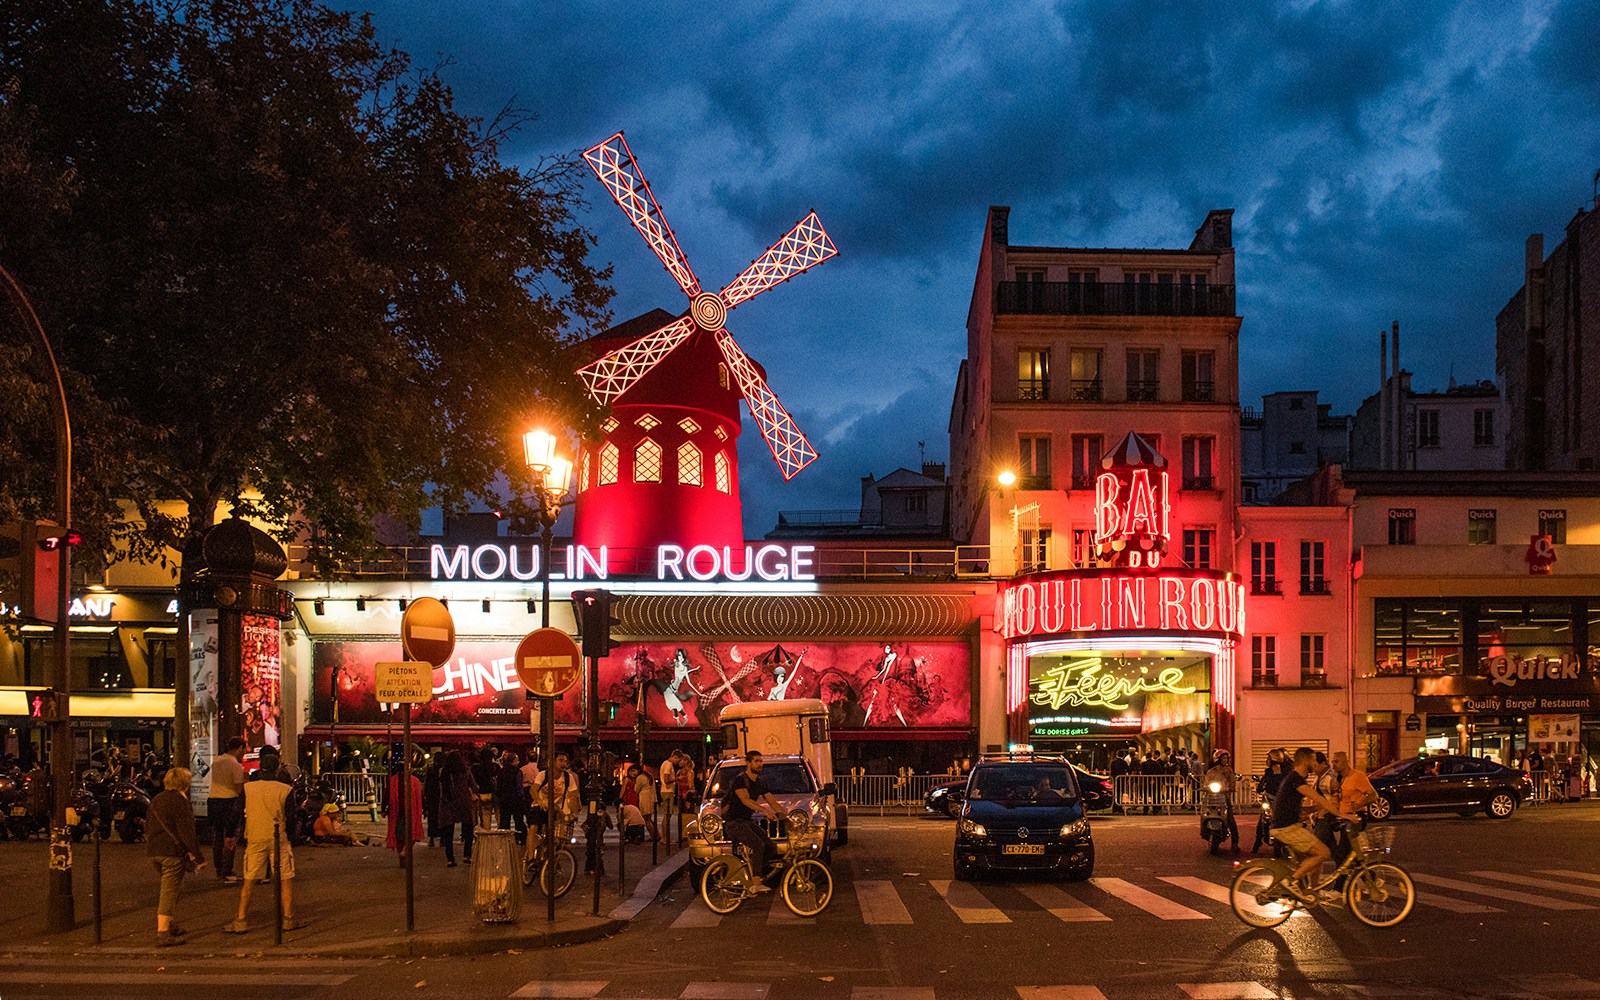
583 132 702 299
718 211 838 311
712 328 818 480
577 315 698 406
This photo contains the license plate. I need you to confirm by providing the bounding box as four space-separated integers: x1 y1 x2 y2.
114 812 126 821
1002 843 1045 855
9 807 26 817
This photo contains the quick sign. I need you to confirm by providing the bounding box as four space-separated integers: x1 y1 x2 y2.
428 542 816 583
999 570 1247 641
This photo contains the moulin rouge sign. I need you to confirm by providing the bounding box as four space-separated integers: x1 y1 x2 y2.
429 542 817 583
1000 433 1246 642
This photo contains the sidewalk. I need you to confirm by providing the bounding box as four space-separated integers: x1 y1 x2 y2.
0 821 688 959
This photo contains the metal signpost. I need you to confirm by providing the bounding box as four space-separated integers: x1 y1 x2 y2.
398 597 454 933
513 626 582 923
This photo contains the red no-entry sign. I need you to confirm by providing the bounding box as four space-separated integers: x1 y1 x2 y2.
401 597 456 666
515 627 582 698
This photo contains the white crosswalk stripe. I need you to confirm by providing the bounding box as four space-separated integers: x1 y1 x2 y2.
670 904 723 928
856 879 915 924
1017 884 1111 922
1538 869 1600 885
1468 870 1600 899
1090 876 1211 919
1410 872 1595 910
929 878 1012 922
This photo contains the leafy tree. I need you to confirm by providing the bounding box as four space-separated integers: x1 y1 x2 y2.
0 0 612 578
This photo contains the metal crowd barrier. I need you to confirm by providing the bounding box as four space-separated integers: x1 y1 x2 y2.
325 772 385 818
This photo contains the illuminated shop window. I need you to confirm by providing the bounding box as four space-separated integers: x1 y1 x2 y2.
601 416 619 434
635 438 662 482
714 451 732 493
678 441 703 486
678 417 701 435
598 443 619 485
636 413 661 431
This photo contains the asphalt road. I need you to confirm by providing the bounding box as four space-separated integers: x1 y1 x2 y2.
4 804 1600 999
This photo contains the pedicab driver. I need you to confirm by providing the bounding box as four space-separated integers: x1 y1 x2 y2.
724 750 786 893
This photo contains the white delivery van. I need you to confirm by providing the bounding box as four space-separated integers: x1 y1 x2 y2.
717 698 846 845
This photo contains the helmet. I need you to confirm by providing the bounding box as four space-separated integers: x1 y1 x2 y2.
1212 749 1231 763
320 803 341 816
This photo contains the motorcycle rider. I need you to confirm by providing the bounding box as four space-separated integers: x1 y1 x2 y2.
1202 749 1240 853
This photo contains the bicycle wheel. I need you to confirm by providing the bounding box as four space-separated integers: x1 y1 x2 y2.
782 859 834 917
1229 859 1298 928
700 856 746 914
541 849 577 898
1346 862 1415 928
522 854 537 887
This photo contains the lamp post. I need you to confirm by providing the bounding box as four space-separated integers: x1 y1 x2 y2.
522 429 572 923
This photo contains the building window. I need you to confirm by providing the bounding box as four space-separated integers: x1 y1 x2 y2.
1300 540 1328 594
1020 526 1051 572
1069 348 1102 401
1071 527 1096 567
634 438 662 483
1388 508 1416 545
1301 634 1326 685
598 443 620 486
1181 350 1215 402
1251 541 1278 594
1182 436 1215 490
1538 509 1566 544
1288 441 1306 455
635 413 661 431
600 416 619 433
714 451 732 493
1126 348 1160 401
1019 435 1051 490
1288 397 1305 411
1417 410 1440 448
678 441 703 486
1018 349 1050 401
1251 635 1277 687
1136 432 1162 455
1467 509 1496 545
1183 528 1214 569
905 493 928 515
1474 409 1495 447
678 417 701 435
1070 434 1102 490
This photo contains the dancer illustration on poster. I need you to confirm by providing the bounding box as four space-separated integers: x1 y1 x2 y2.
767 649 806 700
663 648 701 726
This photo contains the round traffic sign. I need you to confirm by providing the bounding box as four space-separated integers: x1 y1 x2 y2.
515 627 582 698
401 597 456 666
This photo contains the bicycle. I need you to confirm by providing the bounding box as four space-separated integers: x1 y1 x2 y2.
699 809 834 917
522 819 577 897
1229 820 1414 928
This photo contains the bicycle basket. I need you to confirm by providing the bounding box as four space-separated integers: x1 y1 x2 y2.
1355 824 1396 858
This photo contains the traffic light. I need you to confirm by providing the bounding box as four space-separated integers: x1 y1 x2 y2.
571 588 619 658
0 520 73 622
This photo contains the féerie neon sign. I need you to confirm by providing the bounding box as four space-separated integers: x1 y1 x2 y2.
1030 660 1196 711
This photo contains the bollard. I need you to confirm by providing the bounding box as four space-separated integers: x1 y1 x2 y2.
617 807 625 896
651 799 658 867
589 801 600 917
272 820 283 947
92 827 102 944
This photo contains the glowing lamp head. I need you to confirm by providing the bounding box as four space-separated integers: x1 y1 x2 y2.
523 429 558 471
997 470 1017 488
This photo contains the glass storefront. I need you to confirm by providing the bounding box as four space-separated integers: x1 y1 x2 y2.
1372 597 1597 678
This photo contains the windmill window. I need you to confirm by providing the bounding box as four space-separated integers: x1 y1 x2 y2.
714 426 728 441
601 416 619 434
636 413 661 431
578 451 591 493
635 438 662 483
598 443 619 486
714 451 732 493
678 441 703 486
718 363 730 390
678 417 701 435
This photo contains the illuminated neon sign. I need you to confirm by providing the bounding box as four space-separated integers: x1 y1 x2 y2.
1029 661 1196 711
1091 432 1171 570
429 542 816 583
999 571 1246 641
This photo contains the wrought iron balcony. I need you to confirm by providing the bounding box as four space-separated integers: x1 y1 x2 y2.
1182 380 1215 402
1070 474 1095 490
1126 380 1160 402
1182 475 1216 491
996 280 1236 317
1068 379 1102 401
1251 577 1281 595
1300 578 1333 596
1252 671 1279 688
1018 379 1049 401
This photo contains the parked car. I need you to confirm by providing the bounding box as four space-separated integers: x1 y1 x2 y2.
953 756 1094 881
1366 754 1532 820
928 763 1113 818
683 754 837 877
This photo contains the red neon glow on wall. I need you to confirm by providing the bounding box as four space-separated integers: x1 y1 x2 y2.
999 570 1247 642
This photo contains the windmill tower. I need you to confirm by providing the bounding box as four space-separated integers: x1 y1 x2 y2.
573 132 837 574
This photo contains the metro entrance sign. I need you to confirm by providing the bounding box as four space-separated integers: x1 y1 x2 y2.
515 627 582 697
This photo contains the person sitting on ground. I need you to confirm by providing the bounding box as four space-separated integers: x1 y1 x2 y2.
311 803 372 846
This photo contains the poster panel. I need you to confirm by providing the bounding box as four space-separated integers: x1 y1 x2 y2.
188 613 218 816
240 614 283 748
1529 714 1581 742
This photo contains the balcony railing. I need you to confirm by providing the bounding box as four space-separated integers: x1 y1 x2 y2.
1251 577 1281 595
1300 578 1333 596
1018 380 1049 401
1252 672 1278 688
1068 379 1102 401
1182 475 1215 491
1017 475 1051 491
1070 474 1095 490
1126 380 1160 402
996 280 1236 317
1182 380 1214 402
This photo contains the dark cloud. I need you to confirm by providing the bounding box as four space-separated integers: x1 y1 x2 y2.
340 0 1600 533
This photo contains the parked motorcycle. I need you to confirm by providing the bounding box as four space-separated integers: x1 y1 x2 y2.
289 773 344 845
110 780 151 843
5 768 51 841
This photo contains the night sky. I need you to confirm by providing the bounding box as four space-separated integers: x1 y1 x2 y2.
345 1 1600 536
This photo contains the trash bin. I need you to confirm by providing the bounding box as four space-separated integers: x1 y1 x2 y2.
471 828 522 922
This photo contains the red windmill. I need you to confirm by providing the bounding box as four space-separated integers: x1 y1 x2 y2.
572 132 837 574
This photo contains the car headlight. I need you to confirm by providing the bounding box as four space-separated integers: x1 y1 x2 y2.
699 813 723 841
930 787 947 799
1059 818 1090 838
960 818 988 837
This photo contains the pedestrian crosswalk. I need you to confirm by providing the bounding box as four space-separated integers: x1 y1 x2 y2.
666 865 1600 929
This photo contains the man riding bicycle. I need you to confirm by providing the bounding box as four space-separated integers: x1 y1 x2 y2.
722 750 787 893
1270 746 1357 901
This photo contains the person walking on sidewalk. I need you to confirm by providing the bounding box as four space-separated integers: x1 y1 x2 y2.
147 766 205 946
224 753 306 934
387 752 424 862
207 737 247 883
437 750 478 867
